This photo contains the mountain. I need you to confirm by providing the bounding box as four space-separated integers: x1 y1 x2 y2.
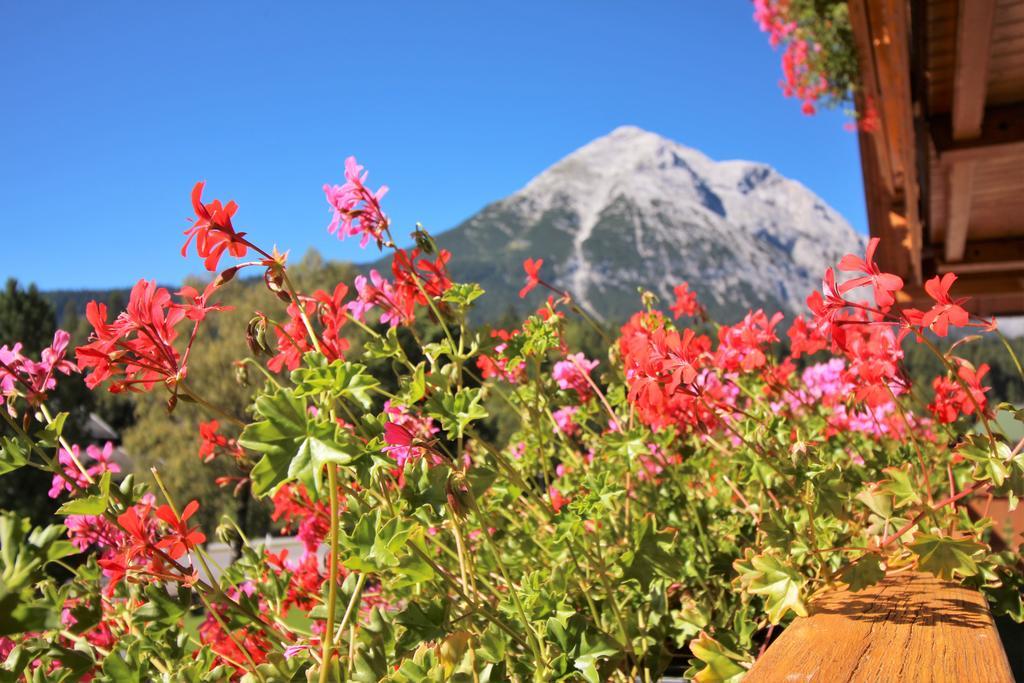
420 126 864 323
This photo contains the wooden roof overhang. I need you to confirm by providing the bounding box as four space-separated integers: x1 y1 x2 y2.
850 0 1024 316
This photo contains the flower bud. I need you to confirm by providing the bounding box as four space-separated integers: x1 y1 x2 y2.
246 316 272 356
233 360 250 386
412 223 437 255
445 472 472 519
640 289 658 311
214 265 240 287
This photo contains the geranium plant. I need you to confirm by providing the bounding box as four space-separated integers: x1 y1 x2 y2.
753 0 878 130
0 158 1021 682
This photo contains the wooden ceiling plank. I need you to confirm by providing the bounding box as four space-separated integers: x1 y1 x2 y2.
932 102 1024 164
936 236 1024 273
952 0 998 139
945 161 975 261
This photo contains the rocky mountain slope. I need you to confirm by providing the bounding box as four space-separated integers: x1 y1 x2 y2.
420 125 863 323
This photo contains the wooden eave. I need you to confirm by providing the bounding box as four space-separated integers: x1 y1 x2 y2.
851 0 1024 316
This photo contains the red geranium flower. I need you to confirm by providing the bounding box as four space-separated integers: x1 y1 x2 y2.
669 282 701 319
154 500 207 560
76 280 191 393
519 258 544 298
183 181 249 271
917 273 970 337
837 237 904 308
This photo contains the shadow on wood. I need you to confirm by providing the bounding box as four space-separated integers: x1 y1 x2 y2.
744 571 1013 682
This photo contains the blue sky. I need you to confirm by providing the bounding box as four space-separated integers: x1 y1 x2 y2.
0 1 865 290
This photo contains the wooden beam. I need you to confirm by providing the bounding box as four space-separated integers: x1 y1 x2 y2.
952 0 997 140
850 0 924 284
849 0 895 196
937 237 1024 274
940 0 997 267
944 162 975 262
745 572 1013 682
932 103 1024 165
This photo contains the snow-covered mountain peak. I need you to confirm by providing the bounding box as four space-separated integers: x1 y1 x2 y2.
431 127 864 322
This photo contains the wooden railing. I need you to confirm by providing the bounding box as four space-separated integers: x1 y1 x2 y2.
744 571 1013 682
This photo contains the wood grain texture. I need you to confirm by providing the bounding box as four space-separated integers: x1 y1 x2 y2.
952 0 997 139
744 572 1012 683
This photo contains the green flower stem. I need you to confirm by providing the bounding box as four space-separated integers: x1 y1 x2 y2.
406 542 531 652
331 572 367 654
591 544 638 663
465 494 546 665
239 357 283 388
448 503 477 600
179 382 246 428
2 410 288 647
38 402 94 484
151 467 266 682
280 268 324 356
885 383 935 505
995 329 1024 380
320 464 342 683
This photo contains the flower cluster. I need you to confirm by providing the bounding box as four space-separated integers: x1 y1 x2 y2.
0 330 77 409
48 442 120 499
4 156 1021 683
76 279 227 397
753 0 877 129
324 156 390 248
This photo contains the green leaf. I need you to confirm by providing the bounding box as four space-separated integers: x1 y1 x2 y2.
685 631 747 683
248 446 292 498
856 489 893 519
101 650 141 683
0 437 29 476
364 326 403 360
56 471 111 516
426 388 488 440
984 576 1024 622
877 466 922 509
957 436 1013 486
0 585 52 636
619 514 683 590
395 600 448 651
573 631 618 683
342 511 420 575
134 584 189 628
475 625 507 664
37 412 68 449
288 435 358 496
408 362 426 403
733 550 808 624
909 534 986 580
441 283 485 308
292 354 379 409
844 552 886 592
400 460 449 513
240 389 360 497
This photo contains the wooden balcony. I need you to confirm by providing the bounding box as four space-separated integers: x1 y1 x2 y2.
745 571 1013 682
850 0 1024 316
